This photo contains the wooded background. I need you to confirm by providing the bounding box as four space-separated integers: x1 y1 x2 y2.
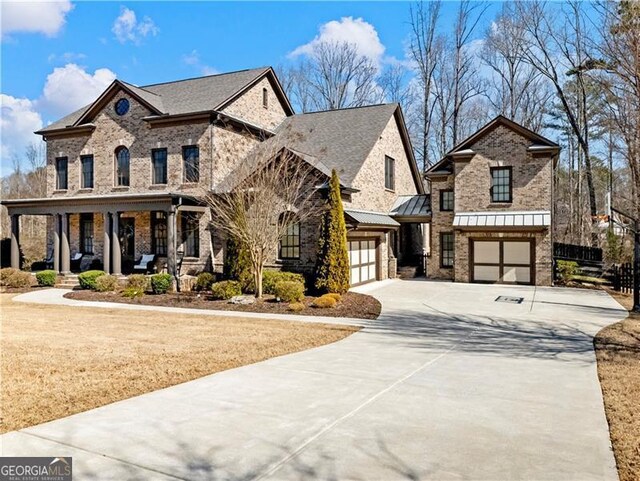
2 0 638 266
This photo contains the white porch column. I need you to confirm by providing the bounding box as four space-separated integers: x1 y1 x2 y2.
53 214 60 273
167 209 177 277
103 212 111 274
111 212 121 276
60 213 70 274
10 214 20 269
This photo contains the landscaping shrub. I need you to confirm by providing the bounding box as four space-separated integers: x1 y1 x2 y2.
224 237 252 290
127 274 149 292
35 270 57 287
262 270 305 295
95 275 119 292
557 260 578 284
274 280 305 302
288 302 305 312
0 268 19 285
0 269 32 288
150 273 173 294
314 169 350 294
195 272 215 291
78 270 106 290
326 293 342 302
211 280 242 300
312 294 338 309
122 287 145 299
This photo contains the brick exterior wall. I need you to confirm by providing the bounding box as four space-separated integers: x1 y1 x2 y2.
222 77 288 131
427 123 554 286
348 114 420 212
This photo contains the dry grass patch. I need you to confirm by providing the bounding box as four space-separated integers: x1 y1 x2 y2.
0 294 358 434
595 291 640 481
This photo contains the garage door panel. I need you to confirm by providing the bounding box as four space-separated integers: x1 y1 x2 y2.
474 241 500 263
503 242 531 264
471 239 534 285
348 239 377 286
474 265 500 282
503 266 531 283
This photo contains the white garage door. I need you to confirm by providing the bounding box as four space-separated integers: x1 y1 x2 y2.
471 239 534 285
348 239 377 286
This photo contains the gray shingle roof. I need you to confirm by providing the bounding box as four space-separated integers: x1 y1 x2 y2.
270 104 400 186
390 194 431 218
344 209 400 227
39 67 270 133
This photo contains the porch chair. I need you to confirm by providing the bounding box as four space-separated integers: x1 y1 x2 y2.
133 254 156 274
70 253 83 272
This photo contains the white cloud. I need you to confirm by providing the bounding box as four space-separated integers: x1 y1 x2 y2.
0 95 43 174
1 1 73 39
290 17 385 64
112 6 158 44
181 49 217 76
39 63 116 117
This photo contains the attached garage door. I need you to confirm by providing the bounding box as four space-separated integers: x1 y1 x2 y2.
471 239 534 285
348 239 377 286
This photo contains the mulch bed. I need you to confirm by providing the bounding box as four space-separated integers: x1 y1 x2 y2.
65 290 381 320
594 290 640 481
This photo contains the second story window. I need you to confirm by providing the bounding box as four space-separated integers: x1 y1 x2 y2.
115 146 130 187
262 87 268 109
490 166 512 203
80 155 94 189
55 157 68 190
183 146 199 183
440 189 454 211
152 148 167 185
385 155 395 191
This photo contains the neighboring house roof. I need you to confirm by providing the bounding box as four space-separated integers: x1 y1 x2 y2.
37 67 293 134
390 195 431 219
344 209 400 228
425 116 560 175
255 103 423 192
453 210 551 229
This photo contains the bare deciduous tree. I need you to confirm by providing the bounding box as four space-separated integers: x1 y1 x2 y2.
202 128 323 298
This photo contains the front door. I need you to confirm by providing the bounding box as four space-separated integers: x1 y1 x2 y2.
119 217 135 259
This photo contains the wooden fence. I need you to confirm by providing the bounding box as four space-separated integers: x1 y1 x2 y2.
612 263 635 294
553 242 603 263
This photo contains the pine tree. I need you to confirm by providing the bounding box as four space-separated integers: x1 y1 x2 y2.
314 169 350 294
224 236 252 290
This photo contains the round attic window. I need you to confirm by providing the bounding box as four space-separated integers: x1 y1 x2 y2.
115 98 130 116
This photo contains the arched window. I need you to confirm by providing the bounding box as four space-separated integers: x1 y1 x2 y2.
279 214 300 259
115 146 130 186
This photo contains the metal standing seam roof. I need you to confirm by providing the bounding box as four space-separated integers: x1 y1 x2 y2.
344 209 400 227
390 194 431 218
453 211 551 228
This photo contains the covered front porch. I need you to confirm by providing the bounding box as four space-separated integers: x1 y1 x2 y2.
2 193 207 278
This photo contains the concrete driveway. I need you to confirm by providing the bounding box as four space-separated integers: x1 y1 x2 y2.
1 280 627 480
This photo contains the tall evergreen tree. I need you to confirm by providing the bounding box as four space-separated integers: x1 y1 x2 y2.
314 169 350 294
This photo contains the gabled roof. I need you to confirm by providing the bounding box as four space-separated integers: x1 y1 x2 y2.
425 116 560 176
448 115 559 154
257 103 424 192
37 67 293 134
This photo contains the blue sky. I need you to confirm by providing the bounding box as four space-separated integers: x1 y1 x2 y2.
0 1 501 174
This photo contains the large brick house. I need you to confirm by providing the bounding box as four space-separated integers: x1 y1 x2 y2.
425 116 559 286
2 67 428 286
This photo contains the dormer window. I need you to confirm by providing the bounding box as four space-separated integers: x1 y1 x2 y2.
262 88 268 109
115 98 130 116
